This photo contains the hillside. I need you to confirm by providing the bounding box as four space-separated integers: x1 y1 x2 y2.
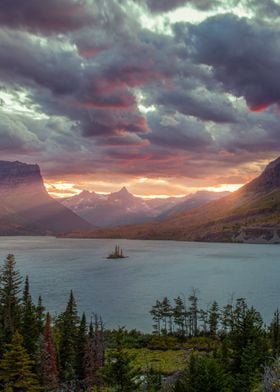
0 161 93 235
69 156 280 243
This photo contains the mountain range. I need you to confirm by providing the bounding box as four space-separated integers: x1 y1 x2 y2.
1 156 280 243
70 156 280 244
0 161 92 235
61 187 229 228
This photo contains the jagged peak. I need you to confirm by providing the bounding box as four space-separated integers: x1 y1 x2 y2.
113 186 131 196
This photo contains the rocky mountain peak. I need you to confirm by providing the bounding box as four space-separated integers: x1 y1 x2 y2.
0 160 46 194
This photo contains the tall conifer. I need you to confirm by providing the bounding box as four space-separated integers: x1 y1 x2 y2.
0 254 22 342
0 331 41 391
40 312 59 391
57 290 79 381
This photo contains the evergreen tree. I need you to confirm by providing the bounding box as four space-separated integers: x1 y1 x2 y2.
57 290 80 382
173 296 187 337
103 328 139 392
0 254 22 342
161 297 173 334
173 354 231 392
271 309 280 357
20 275 39 357
188 289 199 336
0 331 41 391
226 299 268 392
209 301 220 337
40 313 59 391
84 316 105 391
76 312 87 380
150 300 162 335
36 296 45 336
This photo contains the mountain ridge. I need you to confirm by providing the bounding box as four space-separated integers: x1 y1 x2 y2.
61 186 229 228
67 156 280 243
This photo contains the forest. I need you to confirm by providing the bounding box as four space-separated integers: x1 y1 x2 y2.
0 254 279 391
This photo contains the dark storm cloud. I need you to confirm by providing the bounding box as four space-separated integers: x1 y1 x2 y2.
0 0 94 34
0 30 81 95
0 111 42 153
146 110 214 150
154 87 238 123
187 14 280 110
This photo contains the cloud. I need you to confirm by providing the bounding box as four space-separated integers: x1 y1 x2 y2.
187 14 280 110
0 0 279 194
0 0 94 34
133 0 221 13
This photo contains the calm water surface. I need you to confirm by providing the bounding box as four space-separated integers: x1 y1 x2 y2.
0 237 279 331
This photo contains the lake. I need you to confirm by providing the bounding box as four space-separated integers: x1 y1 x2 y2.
0 236 279 331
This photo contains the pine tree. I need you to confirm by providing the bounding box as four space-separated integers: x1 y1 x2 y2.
173 354 231 392
0 331 41 391
0 254 22 342
57 290 80 382
161 297 172 334
188 289 199 336
271 309 280 357
150 300 162 335
173 296 187 337
36 295 45 336
40 313 59 391
84 316 105 391
209 301 220 337
76 312 87 380
20 275 39 357
103 328 139 392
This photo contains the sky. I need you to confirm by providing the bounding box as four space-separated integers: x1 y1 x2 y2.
0 0 280 198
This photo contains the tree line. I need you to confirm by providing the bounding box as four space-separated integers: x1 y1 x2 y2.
150 292 280 391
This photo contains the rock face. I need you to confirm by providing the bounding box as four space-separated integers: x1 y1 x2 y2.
0 161 92 235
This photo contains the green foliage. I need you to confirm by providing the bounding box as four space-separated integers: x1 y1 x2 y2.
0 331 41 391
0 254 22 342
173 354 231 392
127 348 186 375
270 309 280 357
103 328 140 392
20 275 39 358
40 313 59 391
76 312 87 380
56 290 80 381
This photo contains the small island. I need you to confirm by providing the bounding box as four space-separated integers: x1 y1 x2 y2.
106 245 128 259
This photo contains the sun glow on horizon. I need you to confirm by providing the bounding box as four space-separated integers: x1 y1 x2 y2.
45 180 244 200
205 183 244 193
45 182 82 198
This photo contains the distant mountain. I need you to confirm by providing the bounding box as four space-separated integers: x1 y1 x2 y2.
156 190 229 220
62 187 228 228
71 156 280 244
0 161 93 235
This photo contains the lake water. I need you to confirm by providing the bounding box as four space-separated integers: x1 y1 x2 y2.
0 237 279 331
